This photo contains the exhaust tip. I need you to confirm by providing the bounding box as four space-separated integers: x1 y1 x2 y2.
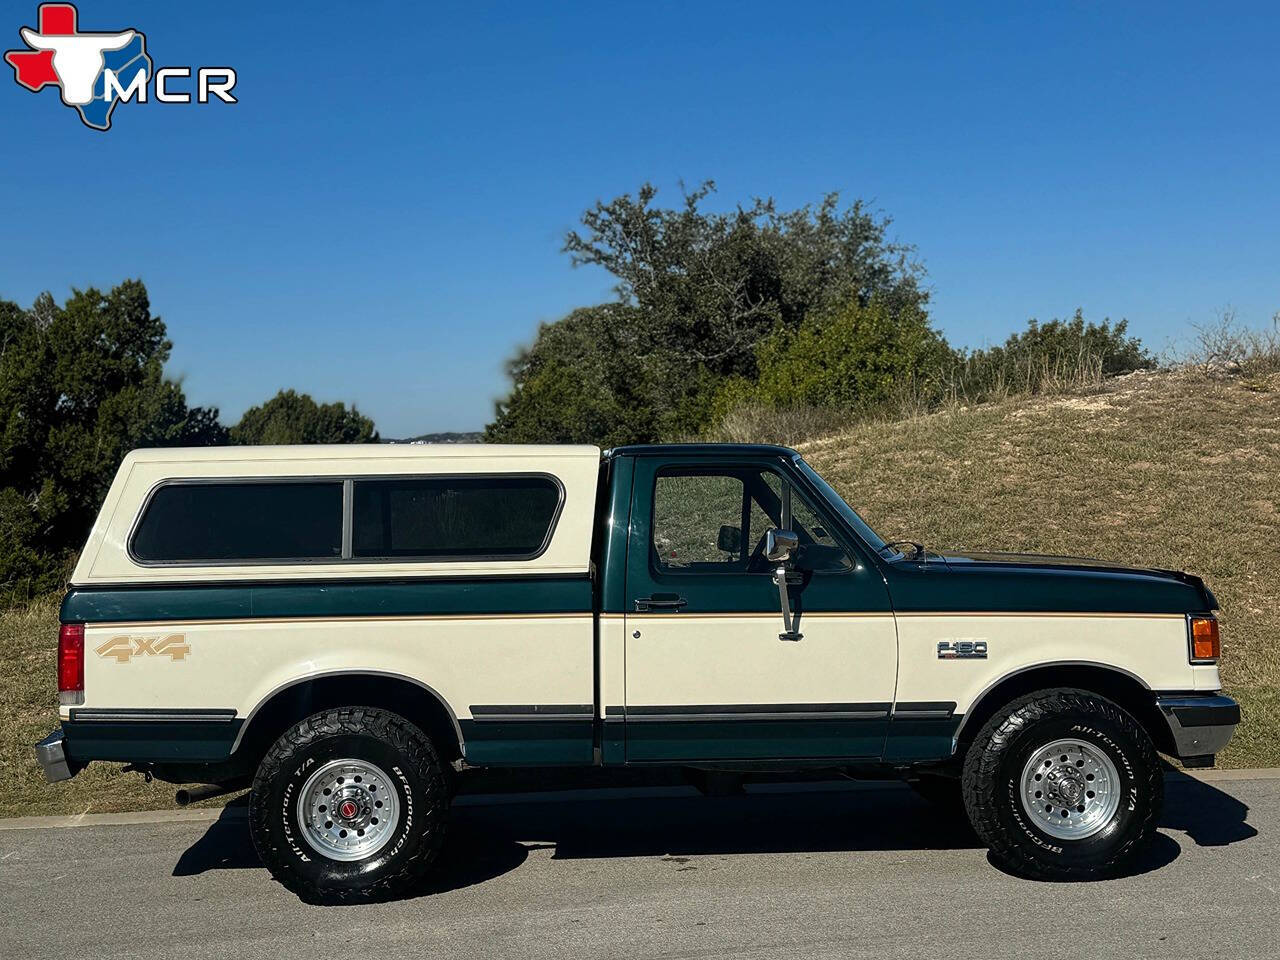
172 781 246 807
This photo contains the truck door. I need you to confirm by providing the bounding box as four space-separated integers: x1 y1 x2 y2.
622 454 897 762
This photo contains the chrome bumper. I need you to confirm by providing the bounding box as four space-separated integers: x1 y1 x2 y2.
1156 694 1240 763
35 729 75 783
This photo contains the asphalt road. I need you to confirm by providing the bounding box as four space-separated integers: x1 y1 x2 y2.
0 772 1275 960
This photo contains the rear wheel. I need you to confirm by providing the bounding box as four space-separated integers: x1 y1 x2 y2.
961 688 1162 880
249 706 449 902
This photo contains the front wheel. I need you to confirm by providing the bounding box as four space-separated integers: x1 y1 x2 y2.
248 706 450 902
961 688 1162 880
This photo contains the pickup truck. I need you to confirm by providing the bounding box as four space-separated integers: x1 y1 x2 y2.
36 442 1239 902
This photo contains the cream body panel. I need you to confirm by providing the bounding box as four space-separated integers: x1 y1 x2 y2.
1191 663 1223 691
76 616 595 723
73 444 601 584
894 614 1196 714
624 613 897 706
599 615 627 714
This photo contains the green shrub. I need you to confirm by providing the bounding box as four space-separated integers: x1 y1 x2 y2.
711 297 954 421
945 311 1150 403
709 310 1154 444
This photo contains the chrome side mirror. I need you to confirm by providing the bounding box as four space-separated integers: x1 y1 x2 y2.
766 529 802 641
765 528 799 563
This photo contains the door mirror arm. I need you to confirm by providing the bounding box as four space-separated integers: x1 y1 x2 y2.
766 529 803 641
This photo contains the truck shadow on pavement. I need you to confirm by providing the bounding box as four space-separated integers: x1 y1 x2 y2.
1161 768 1258 847
172 769 1256 898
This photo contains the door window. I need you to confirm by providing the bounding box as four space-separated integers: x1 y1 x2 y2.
652 472 749 570
651 466 850 574
790 493 851 572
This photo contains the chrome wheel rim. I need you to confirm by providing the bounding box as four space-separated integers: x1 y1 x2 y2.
1019 737 1121 841
296 758 400 862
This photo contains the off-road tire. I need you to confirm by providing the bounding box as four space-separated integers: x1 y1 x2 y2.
961 688 1162 880
249 706 449 903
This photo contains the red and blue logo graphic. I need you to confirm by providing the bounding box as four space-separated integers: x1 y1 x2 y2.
5 3 150 130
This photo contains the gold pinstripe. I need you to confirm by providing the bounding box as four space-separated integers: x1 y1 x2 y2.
86 612 594 629
609 611 1186 620
92 610 1186 629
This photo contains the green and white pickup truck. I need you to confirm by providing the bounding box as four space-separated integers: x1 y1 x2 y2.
37 442 1238 901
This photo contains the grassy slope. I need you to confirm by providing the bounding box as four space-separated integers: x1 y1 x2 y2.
0 598 218 818
798 369 1279 768
2 369 1275 817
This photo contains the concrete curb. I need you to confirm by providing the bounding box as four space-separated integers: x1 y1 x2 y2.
2 767 1276 832
0 807 241 831
1173 766 1280 782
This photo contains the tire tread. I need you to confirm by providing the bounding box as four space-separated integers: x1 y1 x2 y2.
248 706 448 903
961 687 1162 880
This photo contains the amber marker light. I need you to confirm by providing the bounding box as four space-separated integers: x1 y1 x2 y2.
1189 616 1221 663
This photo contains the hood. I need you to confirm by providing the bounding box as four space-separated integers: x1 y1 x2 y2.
940 549 1202 581
888 549 1217 615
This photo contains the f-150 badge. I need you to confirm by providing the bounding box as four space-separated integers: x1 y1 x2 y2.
937 639 988 659
96 634 191 663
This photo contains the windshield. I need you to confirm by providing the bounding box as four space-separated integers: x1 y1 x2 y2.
792 456 888 553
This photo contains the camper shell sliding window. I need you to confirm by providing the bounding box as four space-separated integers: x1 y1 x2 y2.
129 474 564 565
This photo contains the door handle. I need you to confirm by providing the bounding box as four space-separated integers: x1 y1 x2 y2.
634 594 688 613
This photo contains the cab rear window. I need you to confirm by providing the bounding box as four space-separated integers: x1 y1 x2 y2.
130 481 343 563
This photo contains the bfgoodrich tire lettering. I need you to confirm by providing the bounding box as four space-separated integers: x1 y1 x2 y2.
249 706 449 902
961 688 1162 880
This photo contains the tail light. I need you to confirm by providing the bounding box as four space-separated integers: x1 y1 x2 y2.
1189 616 1221 663
58 623 84 706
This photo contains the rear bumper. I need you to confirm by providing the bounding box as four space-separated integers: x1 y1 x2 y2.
1155 694 1240 763
34 728 77 783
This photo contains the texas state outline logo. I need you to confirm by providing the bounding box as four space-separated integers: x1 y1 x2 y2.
5 3 236 131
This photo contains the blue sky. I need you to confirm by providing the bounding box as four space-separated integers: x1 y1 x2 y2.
2 1 1277 436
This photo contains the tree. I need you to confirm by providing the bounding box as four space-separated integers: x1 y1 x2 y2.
484 304 679 445
0 281 226 595
231 390 378 445
488 182 928 443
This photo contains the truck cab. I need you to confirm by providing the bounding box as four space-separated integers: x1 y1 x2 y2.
36 442 1239 901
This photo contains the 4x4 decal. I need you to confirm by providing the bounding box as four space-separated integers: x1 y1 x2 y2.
95 633 191 663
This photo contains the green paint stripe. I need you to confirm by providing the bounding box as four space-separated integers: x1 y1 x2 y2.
459 719 595 766
624 717 890 762
61 577 593 623
883 714 964 762
62 719 243 763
